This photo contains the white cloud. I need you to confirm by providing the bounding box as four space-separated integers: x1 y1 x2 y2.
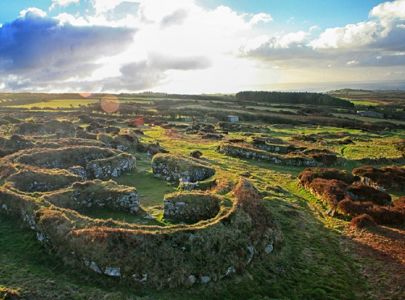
1 0 405 92
249 13 273 25
310 21 380 49
243 0 405 70
370 0 405 22
19 7 47 18
50 0 80 10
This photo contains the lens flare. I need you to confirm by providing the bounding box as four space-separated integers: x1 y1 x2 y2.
79 92 92 98
100 95 120 113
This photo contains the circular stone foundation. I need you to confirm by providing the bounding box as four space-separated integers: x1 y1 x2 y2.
0 144 281 289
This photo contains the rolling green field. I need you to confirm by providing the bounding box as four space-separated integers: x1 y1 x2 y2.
8 99 98 109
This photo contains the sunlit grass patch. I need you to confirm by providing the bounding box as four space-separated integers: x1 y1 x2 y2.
8 99 98 109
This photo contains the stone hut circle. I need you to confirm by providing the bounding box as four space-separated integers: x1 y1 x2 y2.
0 119 281 289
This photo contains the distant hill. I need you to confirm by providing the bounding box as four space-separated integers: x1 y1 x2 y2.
327 89 405 106
236 91 354 108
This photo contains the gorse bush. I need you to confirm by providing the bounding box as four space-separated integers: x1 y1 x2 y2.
299 167 404 225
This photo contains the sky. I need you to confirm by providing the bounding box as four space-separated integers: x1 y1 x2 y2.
0 0 404 93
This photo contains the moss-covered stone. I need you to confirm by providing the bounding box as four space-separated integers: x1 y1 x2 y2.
0 177 280 289
13 120 76 137
152 153 215 182
6 167 81 192
218 143 337 167
7 146 117 169
163 192 221 223
0 135 34 157
43 180 139 214
85 153 135 179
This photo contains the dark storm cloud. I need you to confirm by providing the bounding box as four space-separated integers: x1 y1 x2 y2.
0 10 135 81
100 54 211 91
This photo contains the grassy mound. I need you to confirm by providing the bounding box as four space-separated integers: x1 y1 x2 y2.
13 120 76 137
43 180 139 214
163 192 222 223
6 167 81 192
0 135 34 157
6 146 117 169
36 137 105 148
219 143 337 167
3 146 135 180
152 153 215 182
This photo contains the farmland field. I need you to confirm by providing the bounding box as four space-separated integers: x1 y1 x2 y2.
7 98 98 109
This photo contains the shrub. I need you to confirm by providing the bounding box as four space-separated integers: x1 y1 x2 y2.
338 199 404 225
366 206 404 225
298 168 357 187
233 177 278 242
346 183 391 205
337 199 373 217
352 165 405 191
350 214 377 229
393 196 405 209
308 178 348 209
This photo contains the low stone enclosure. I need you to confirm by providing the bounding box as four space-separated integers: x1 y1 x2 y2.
3 146 135 180
152 153 216 182
298 167 405 226
0 133 280 288
218 143 338 167
0 174 281 288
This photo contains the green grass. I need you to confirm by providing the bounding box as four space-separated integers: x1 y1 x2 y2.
7 99 98 109
348 99 380 106
115 153 177 207
342 140 403 160
1 124 401 299
82 208 165 226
